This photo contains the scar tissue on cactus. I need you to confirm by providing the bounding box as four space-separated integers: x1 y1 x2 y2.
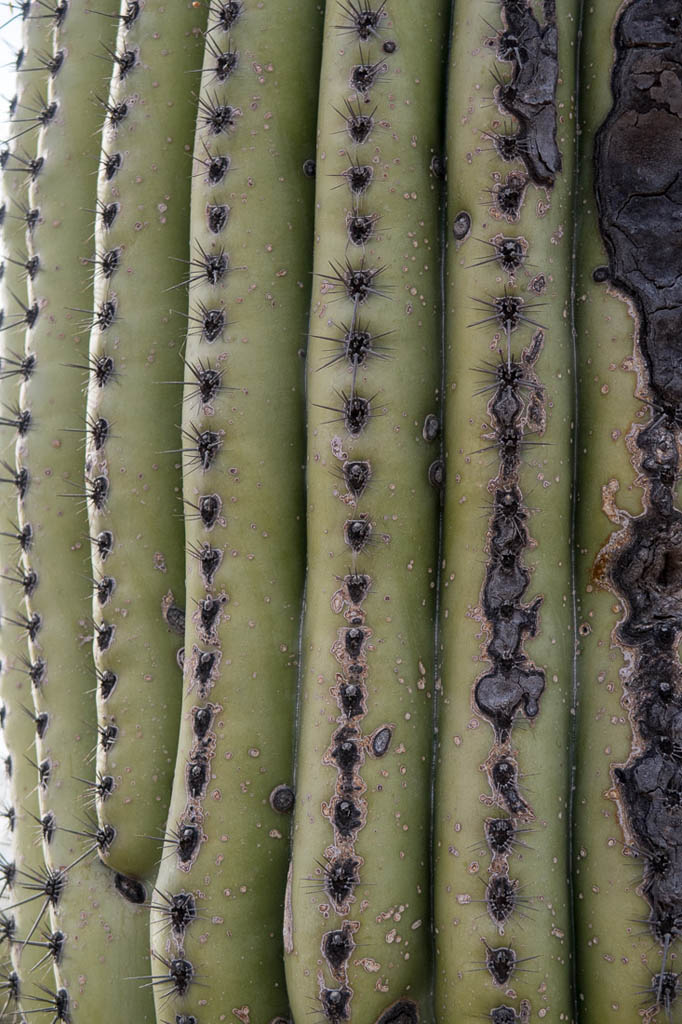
0 1 680 1023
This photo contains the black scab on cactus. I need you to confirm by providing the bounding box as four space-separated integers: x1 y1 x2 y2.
114 873 146 905
344 516 372 554
373 1000 419 1024
337 679 366 718
371 725 392 757
270 784 295 814
186 749 210 799
206 203 229 234
490 1007 519 1024
191 646 221 697
197 493 223 529
322 922 355 971
320 984 352 1022
491 757 529 815
192 705 214 740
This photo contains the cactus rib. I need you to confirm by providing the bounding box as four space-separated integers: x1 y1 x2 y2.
149 1 322 1019
84 0 206 879
434 1 577 1019
286 2 448 1020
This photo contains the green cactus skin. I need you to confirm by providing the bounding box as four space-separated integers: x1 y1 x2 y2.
285 3 448 1021
433 2 578 1020
1 2 158 1020
84 0 208 879
0 3 63 1014
149 2 322 1019
573 2 682 1020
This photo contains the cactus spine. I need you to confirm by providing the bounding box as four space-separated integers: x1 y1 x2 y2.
434 1 577 1020
575 1 682 1019
85 0 206 880
149 2 322 1019
285 3 448 1021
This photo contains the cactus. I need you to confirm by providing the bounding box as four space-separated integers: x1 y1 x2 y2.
434 1 577 1020
285 3 448 1021
0 1 681 1021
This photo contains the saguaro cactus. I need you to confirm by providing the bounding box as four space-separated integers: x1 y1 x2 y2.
0 1 682 1021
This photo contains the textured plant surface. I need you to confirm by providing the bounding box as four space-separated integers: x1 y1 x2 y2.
85 0 206 881
0 7 57 1015
2 1 158 1019
150 1 321 1020
574 1 682 1020
0 1 680 1022
434 2 577 1021
285 2 448 1021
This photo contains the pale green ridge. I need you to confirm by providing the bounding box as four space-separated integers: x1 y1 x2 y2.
10 3 155 1019
0 3 61 1015
150 1 321 1019
85 0 207 879
434 2 578 1021
286 2 448 1021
